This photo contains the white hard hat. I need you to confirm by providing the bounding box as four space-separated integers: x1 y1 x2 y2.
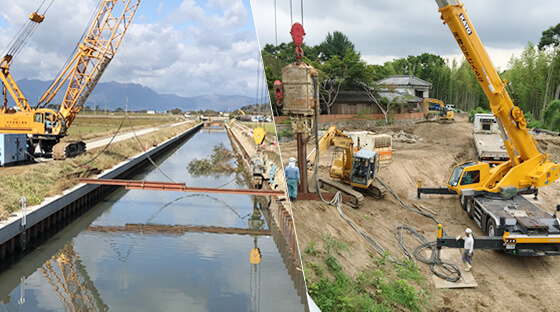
269 161 273 165
289 157 296 162
465 228 472 234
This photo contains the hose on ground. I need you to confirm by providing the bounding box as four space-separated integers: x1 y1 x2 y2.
379 178 461 282
310 78 401 264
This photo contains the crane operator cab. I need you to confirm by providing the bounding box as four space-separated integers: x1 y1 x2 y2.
350 149 380 187
37 109 65 136
447 161 490 194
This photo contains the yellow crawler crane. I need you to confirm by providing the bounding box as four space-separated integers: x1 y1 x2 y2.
420 0 560 256
0 0 141 159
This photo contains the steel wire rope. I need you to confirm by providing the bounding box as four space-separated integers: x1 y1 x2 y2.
103 195 243 264
144 193 251 225
274 0 278 46
300 0 304 27
119 30 175 183
124 114 176 183
376 178 462 282
38 0 104 108
2 0 55 60
289 0 293 26
308 77 401 264
78 115 127 167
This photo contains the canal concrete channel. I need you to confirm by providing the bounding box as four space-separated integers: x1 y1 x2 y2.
0 122 203 260
226 121 309 310
0 120 309 310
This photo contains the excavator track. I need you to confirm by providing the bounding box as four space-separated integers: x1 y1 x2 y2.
318 178 364 208
364 180 386 199
52 141 86 160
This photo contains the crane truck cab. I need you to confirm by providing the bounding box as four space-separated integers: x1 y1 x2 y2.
421 0 560 256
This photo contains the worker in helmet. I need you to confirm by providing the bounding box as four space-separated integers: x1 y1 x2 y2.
284 157 300 202
269 161 276 188
456 228 474 271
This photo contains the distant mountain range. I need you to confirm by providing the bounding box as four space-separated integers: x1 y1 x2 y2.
10 79 256 112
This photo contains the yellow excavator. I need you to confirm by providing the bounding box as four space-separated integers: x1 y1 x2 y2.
423 98 454 121
420 0 560 256
307 125 385 207
0 0 140 160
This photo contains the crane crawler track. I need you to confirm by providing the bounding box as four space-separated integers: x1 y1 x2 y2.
319 178 364 208
52 141 86 160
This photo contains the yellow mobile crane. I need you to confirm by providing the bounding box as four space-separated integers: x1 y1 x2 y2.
419 0 560 255
0 0 140 160
307 125 385 207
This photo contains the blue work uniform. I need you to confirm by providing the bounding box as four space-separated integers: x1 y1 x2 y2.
284 165 300 200
269 164 276 185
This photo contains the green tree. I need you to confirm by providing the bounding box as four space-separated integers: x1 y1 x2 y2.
542 99 560 131
538 23 560 50
167 108 182 114
313 49 372 114
502 43 549 120
538 23 560 113
319 31 355 62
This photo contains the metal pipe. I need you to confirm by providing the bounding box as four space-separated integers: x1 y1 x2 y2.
79 178 285 196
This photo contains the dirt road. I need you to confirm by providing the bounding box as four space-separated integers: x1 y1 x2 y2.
281 115 560 311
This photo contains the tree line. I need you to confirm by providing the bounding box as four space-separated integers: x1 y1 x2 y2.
262 25 560 131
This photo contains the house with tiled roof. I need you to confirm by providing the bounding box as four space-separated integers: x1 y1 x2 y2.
329 75 431 114
377 75 432 98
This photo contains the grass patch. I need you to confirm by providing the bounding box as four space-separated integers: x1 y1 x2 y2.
305 241 318 256
277 129 294 141
0 121 198 219
66 114 183 141
240 122 276 135
305 234 429 312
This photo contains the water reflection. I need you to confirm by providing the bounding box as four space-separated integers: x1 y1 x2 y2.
0 130 304 311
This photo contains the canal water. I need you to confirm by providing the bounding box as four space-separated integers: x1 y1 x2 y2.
0 128 305 311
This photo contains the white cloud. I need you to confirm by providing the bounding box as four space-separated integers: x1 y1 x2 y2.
251 0 560 71
0 0 262 98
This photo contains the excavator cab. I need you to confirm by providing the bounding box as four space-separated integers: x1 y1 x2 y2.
350 149 380 187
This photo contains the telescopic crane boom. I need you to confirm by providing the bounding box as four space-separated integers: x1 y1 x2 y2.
422 0 560 256
436 0 558 195
0 0 141 160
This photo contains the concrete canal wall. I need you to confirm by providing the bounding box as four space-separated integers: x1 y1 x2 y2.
0 123 203 260
226 121 309 310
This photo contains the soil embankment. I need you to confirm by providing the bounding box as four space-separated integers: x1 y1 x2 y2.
280 115 560 311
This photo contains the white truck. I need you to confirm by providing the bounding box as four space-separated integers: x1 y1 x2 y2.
472 113 509 164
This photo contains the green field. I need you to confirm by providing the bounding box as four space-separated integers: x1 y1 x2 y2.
66 113 184 141
241 122 277 135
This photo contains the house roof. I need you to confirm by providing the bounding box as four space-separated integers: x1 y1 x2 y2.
378 75 432 88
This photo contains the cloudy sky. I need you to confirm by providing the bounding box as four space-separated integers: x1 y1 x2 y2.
0 0 263 98
251 0 560 71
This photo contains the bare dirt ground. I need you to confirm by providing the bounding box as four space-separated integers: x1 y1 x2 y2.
280 114 560 311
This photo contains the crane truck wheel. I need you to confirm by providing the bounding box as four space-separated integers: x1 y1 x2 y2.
487 219 497 237
460 194 467 211
466 197 475 219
